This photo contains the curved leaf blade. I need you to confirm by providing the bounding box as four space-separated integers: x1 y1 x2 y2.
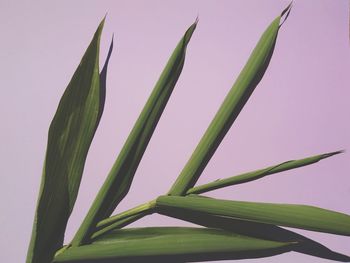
55 227 293 262
168 5 292 196
156 196 350 236
71 20 197 246
187 150 343 194
26 19 107 263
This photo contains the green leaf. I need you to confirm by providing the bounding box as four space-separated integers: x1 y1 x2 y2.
26 19 108 263
159 209 350 262
156 195 350 236
187 150 343 194
54 227 293 262
168 5 292 196
92 200 157 240
71 20 198 246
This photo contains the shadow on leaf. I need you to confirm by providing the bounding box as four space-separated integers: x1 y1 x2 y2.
159 208 350 262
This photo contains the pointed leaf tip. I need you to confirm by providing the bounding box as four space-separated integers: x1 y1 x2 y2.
103 36 114 69
195 15 199 25
183 19 198 45
280 2 293 27
321 150 345 159
98 16 106 31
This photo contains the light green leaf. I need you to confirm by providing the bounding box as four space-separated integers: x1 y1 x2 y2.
156 195 350 236
26 19 109 263
168 5 291 196
187 150 343 194
54 227 293 262
71 20 198 246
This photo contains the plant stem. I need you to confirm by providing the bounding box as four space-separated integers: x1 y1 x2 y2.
90 200 156 240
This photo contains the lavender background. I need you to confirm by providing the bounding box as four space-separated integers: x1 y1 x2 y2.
1 0 349 262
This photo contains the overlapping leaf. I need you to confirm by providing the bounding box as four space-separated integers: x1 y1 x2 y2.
159 210 350 262
71 20 198 246
92 200 156 239
168 5 291 196
54 227 293 262
156 196 350 236
27 4 350 263
26 19 112 263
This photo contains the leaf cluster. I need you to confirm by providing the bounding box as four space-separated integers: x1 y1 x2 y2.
27 4 350 263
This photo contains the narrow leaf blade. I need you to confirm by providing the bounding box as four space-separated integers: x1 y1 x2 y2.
159 209 350 262
187 150 343 194
168 6 291 196
156 196 350 236
55 227 293 262
26 19 106 263
71 21 197 246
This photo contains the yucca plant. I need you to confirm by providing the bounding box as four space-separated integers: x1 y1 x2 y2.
27 4 350 263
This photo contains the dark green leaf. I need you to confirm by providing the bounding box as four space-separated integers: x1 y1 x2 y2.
26 19 108 263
